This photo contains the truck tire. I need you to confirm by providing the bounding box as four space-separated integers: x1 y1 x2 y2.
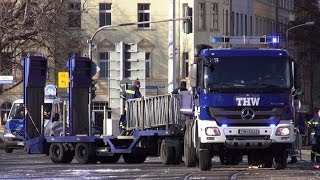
273 150 288 169
123 154 146 164
98 155 121 163
199 149 212 171
184 120 196 167
5 147 13 153
49 143 68 163
75 143 96 164
160 140 175 165
172 142 183 165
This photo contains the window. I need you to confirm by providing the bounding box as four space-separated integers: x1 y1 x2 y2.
225 10 229 35
230 11 234 35
244 15 247 36
240 14 243 35
183 52 189 78
250 16 253 36
145 52 151 78
0 52 12 75
68 2 81 28
236 13 239 35
210 3 218 30
198 3 206 30
99 52 110 78
137 3 150 28
99 3 111 27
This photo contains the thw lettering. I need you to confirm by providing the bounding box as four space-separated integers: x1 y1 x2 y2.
236 97 260 106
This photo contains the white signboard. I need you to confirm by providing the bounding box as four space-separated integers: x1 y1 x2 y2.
45 84 57 96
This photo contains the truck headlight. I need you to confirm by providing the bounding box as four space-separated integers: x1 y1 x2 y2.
205 127 221 136
275 127 290 136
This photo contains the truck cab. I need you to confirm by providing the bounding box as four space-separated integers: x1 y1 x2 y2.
3 96 65 153
184 36 296 170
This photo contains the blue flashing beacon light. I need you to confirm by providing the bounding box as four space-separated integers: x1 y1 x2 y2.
266 36 279 44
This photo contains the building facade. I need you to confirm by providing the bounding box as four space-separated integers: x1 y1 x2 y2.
0 0 296 130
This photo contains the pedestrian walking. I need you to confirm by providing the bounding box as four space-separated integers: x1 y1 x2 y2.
308 108 320 164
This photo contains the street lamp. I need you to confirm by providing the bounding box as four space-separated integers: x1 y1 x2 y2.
286 21 315 49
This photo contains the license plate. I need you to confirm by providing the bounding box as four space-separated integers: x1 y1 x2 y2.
239 129 260 135
17 141 24 146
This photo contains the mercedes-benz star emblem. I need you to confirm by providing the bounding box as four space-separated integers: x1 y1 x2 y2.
241 107 255 120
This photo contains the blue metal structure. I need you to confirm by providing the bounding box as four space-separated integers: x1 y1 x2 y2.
23 55 47 153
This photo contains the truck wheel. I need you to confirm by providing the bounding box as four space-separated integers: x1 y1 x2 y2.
123 154 146 164
273 151 288 169
160 140 174 165
199 149 212 171
184 120 196 167
172 142 183 165
5 147 13 153
49 143 67 163
75 143 96 164
98 155 121 163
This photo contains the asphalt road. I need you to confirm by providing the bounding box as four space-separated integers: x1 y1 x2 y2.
0 148 319 180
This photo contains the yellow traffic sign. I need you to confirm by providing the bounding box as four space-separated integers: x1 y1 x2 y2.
58 72 69 88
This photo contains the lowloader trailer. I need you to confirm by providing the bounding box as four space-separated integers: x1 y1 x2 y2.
23 55 187 165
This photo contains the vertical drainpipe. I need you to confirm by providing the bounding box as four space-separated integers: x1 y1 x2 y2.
168 0 177 93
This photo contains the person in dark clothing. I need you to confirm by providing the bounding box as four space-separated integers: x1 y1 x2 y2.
308 108 320 163
119 80 142 133
125 80 142 100
172 81 187 94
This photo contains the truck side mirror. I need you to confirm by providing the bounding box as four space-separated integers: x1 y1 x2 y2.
190 63 198 87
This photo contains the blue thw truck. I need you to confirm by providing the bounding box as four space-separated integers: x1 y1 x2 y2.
183 36 297 170
23 55 185 165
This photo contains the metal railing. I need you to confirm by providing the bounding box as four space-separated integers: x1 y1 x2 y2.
125 95 181 130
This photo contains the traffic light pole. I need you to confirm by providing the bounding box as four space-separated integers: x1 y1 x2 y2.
88 17 191 136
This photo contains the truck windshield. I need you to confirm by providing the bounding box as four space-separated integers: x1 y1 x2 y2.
205 56 291 91
9 103 53 119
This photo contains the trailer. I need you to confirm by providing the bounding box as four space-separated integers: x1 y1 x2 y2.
23 54 187 165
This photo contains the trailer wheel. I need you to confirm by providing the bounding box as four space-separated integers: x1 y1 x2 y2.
75 143 96 164
98 155 121 164
160 140 174 165
273 150 288 169
184 120 196 167
199 149 212 171
5 147 13 153
123 154 146 164
49 143 68 163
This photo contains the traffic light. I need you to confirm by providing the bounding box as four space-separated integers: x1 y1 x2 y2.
184 6 192 34
91 80 97 100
